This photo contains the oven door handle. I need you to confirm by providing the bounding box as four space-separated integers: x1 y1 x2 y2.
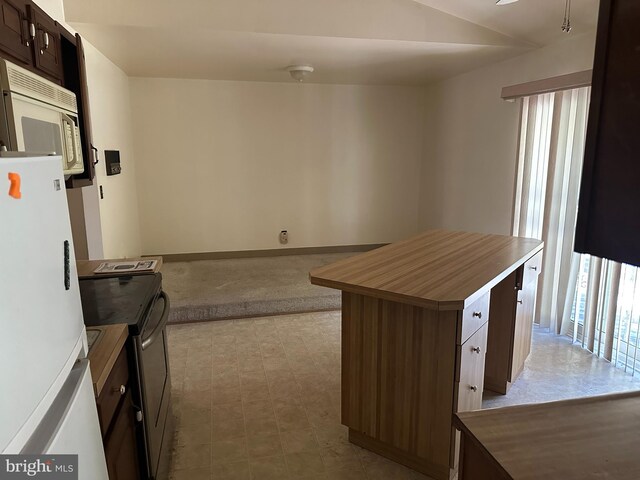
141 290 170 351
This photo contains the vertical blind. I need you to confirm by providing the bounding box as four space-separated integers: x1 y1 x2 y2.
514 86 640 376
513 88 589 335
568 256 640 375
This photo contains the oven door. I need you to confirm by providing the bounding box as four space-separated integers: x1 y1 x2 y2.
5 91 82 175
135 291 172 480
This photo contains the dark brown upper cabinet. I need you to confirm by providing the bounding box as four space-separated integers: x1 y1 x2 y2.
0 0 94 186
574 0 640 267
62 31 95 188
0 0 31 66
0 0 63 83
27 2 62 82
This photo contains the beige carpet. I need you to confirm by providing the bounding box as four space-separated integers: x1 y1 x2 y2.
161 253 358 323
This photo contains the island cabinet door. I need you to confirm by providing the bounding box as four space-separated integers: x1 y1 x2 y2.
484 250 542 395
451 322 489 470
510 275 538 382
454 322 489 414
341 292 459 480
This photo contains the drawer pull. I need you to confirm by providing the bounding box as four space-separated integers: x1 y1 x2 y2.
472 311 482 319
112 385 126 395
471 346 481 354
469 385 478 392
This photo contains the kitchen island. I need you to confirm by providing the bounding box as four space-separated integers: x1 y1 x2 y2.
454 391 640 479
309 230 543 479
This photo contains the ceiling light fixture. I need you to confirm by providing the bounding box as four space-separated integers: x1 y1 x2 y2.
495 0 518 5
562 0 572 33
286 65 314 82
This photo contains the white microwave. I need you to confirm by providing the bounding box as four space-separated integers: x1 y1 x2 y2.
0 59 84 176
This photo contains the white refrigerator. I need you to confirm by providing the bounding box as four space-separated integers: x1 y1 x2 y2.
0 155 108 479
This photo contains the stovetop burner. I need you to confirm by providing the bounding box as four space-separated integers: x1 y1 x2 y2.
79 273 162 335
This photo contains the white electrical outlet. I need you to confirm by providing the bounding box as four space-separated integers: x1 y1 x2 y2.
279 230 288 244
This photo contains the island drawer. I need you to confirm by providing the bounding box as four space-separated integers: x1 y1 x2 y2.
523 250 543 286
454 321 488 413
458 292 490 345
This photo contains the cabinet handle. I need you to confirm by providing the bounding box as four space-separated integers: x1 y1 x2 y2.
471 346 481 354
517 300 523 304
472 311 482 319
44 32 50 49
91 145 100 165
112 384 126 395
529 266 538 271
469 385 478 392
29 23 35 39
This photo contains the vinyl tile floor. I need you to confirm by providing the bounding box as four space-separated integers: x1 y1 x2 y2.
167 312 640 480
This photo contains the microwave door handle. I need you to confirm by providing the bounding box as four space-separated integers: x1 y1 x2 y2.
61 113 79 169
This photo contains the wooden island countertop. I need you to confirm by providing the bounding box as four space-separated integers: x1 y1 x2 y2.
454 391 640 479
310 230 543 311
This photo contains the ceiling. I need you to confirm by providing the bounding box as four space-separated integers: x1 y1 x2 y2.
63 0 598 85
413 0 599 46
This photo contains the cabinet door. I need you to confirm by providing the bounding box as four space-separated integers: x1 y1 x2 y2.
104 390 140 480
509 279 536 382
63 33 95 187
574 0 640 267
0 0 30 65
455 323 489 414
74 34 94 181
27 3 62 82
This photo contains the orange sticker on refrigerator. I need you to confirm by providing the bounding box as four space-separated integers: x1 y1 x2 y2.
8 172 21 199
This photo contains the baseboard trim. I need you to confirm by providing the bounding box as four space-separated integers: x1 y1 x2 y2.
155 243 387 263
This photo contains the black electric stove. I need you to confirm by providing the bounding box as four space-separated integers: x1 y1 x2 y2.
79 273 162 335
79 272 173 480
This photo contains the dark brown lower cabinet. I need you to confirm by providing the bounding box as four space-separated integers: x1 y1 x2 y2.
96 345 140 480
104 390 139 480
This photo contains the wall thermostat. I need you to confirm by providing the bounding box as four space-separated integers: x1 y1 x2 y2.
105 150 121 176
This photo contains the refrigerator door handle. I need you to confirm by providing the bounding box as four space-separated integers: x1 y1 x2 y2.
21 359 88 453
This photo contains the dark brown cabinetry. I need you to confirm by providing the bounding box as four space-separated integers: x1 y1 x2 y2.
0 0 31 66
575 0 640 267
27 2 62 81
97 346 140 480
0 0 62 83
105 390 140 480
0 0 95 186
62 31 95 187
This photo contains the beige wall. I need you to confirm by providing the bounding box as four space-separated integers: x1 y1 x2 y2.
419 31 597 236
83 42 142 258
130 79 426 255
38 0 142 259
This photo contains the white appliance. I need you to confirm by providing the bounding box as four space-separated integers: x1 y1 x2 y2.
0 59 84 176
0 155 107 479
